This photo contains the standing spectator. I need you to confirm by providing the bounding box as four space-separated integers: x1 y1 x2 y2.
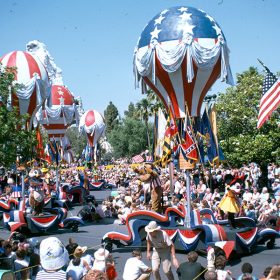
123 249 152 280
36 237 69 280
176 251 205 280
145 221 179 280
237 262 258 280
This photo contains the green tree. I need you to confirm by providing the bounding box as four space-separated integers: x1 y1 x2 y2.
124 102 137 119
104 101 119 134
135 98 153 151
0 65 37 168
216 67 280 166
65 126 87 158
108 118 149 158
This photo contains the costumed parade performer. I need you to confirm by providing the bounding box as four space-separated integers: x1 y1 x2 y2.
28 168 45 216
218 183 240 229
134 164 163 213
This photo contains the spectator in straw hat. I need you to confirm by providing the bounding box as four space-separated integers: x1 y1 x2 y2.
36 237 69 280
92 248 110 272
145 221 178 280
66 245 91 278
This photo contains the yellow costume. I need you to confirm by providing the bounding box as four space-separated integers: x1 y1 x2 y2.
218 189 240 214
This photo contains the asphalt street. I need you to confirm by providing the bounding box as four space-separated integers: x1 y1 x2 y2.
0 189 279 279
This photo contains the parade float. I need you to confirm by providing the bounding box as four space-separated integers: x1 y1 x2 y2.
79 109 106 190
102 6 280 257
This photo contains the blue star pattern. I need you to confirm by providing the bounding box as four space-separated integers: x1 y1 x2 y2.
138 6 224 48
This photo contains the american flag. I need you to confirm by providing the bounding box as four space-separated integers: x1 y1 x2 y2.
132 154 145 163
257 69 280 129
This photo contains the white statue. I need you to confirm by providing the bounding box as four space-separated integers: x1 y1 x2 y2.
26 40 63 85
100 137 113 153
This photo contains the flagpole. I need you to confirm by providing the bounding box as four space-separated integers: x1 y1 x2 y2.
257 58 270 73
184 169 191 228
183 104 194 228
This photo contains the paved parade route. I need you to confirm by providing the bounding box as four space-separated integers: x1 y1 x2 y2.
1 189 279 279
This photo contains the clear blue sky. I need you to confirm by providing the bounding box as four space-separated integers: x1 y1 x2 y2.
1 0 280 116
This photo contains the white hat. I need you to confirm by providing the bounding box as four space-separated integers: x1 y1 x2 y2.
7 178 14 184
145 221 161 233
94 248 109 261
40 237 69 270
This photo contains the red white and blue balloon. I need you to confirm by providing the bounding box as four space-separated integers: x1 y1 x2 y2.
0 51 50 125
41 85 78 140
134 6 233 118
79 110 106 147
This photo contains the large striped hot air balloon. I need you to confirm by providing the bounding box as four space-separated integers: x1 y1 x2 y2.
41 85 78 140
0 51 50 127
134 6 233 118
79 110 106 147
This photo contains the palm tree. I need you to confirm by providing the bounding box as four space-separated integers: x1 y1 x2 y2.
135 98 152 151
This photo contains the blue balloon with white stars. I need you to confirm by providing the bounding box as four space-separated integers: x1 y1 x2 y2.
138 6 225 48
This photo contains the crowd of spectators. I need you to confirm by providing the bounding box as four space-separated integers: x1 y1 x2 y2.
0 161 280 279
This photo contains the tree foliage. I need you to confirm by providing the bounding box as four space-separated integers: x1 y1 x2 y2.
0 65 37 168
104 101 119 134
107 117 150 158
65 126 87 158
216 67 280 166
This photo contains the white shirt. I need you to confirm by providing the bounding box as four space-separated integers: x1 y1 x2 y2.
174 181 182 194
242 191 253 202
66 264 84 280
123 257 150 280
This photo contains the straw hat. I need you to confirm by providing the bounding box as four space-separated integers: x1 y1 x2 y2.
73 246 87 258
41 168 49 173
94 248 109 261
145 221 161 233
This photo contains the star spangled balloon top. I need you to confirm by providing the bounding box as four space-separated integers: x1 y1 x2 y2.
137 6 224 48
134 6 234 118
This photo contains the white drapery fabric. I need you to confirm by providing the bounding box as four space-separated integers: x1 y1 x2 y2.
134 35 234 88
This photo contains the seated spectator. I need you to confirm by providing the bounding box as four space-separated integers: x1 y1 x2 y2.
66 256 85 280
66 238 78 260
123 249 152 280
266 265 280 280
204 270 218 280
215 255 233 280
14 249 29 280
73 245 92 273
237 262 258 280
84 269 108 280
36 237 69 280
245 204 256 220
259 266 272 280
177 251 204 280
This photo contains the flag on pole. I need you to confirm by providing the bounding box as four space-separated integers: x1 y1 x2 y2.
181 111 198 161
154 108 167 159
161 112 178 167
257 67 280 129
132 154 145 163
199 110 219 165
36 127 45 159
